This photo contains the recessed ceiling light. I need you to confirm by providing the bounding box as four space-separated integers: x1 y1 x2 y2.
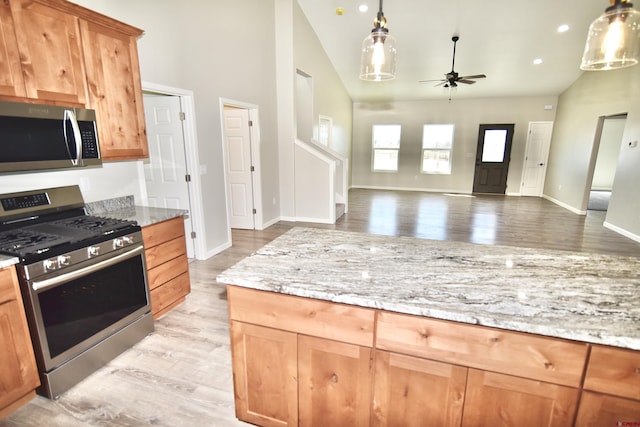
533 58 543 65
359 4 368 13
557 24 569 33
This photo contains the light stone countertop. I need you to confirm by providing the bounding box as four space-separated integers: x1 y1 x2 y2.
217 227 640 350
0 254 19 269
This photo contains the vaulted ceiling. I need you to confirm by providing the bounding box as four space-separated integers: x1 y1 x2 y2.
296 0 609 102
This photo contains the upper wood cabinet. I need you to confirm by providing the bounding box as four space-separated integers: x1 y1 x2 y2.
1 0 148 160
0 266 40 419
0 1 26 98
9 0 87 106
79 18 148 160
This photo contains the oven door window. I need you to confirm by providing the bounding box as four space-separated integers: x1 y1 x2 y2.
37 254 149 360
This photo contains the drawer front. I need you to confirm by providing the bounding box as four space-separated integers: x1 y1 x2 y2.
144 236 187 270
584 345 640 400
227 286 375 347
142 217 184 248
147 255 189 291
150 272 190 316
376 311 588 387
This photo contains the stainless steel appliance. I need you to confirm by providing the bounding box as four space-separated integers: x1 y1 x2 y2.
0 186 152 399
0 100 102 173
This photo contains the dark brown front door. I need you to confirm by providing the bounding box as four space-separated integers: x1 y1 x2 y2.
472 124 514 194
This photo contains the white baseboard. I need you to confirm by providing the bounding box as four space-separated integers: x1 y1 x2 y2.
542 194 586 215
603 221 640 243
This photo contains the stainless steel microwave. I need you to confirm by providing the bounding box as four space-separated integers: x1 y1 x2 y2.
0 100 102 173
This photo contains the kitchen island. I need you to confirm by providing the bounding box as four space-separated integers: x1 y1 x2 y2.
218 227 640 427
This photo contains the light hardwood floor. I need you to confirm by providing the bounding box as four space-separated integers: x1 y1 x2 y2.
2 189 638 427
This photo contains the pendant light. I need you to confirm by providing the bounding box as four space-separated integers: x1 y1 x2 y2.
359 0 397 81
580 0 640 70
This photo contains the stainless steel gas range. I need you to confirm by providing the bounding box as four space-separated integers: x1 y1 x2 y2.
0 186 153 399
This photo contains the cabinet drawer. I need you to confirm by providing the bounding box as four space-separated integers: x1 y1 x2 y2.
227 286 375 347
147 255 189 291
150 272 190 317
376 311 588 387
584 345 640 401
142 217 184 248
144 236 186 270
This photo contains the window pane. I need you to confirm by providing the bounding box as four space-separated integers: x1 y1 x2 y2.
423 124 454 149
422 149 451 174
373 149 398 171
373 125 401 148
482 129 507 162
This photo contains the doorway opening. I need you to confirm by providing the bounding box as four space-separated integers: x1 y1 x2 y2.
472 124 515 194
141 82 204 259
220 99 263 230
586 114 626 212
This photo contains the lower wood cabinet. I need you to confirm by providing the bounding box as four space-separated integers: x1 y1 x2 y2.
226 286 640 427
0 266 40 419
372 350 466 427
142 217 190 319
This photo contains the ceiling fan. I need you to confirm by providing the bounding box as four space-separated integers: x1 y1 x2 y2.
420 35 487 89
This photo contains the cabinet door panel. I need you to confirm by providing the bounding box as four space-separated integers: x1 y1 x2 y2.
462 369 579 427
80 19 147 160
298 335 372 427
0 268 39 417
373 350 466 427
575 391 640 427
0 1 26 98
230 321 297 427
10 0 86 104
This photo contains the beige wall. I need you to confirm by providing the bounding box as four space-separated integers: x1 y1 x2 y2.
352 97 557 194
545 64 640 240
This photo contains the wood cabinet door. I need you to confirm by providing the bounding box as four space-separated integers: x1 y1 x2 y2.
230 321 298 427
298 335 372 427
10 0 86 105
372 350 466 427
575 391 640 427
80 19 147 160
0 268 39 418
0 1 25 98
461 369 579 427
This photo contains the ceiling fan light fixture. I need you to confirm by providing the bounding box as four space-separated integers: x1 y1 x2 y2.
580 0 640 70
359 0 397 81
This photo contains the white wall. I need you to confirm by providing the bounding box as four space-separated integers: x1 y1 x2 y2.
71 0 280 257
352 97 557 194
592 117 625 191
545 63 640 240
0 162 143 203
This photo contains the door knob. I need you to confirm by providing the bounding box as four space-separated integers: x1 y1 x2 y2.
539 163 544 166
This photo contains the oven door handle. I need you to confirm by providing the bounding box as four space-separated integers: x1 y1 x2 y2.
31 245 144 292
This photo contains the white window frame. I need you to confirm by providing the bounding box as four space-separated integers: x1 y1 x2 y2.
372 124 401 172
421 124 454 174
318 115 332 147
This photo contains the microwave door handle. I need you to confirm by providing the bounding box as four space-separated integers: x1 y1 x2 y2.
63 109 83 166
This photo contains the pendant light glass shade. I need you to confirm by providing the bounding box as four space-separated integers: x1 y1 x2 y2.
580 0 640 70
359 2 397 81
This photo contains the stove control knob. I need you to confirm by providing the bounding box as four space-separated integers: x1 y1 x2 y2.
88 246 100 257
44 259 58 271
57 255 70 266
113 238 124 249
123 236 134 245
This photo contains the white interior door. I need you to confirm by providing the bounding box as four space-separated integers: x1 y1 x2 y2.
223 107 255 229
521 121 553 197
143 94 195 257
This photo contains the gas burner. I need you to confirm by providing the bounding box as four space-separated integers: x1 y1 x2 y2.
0 229 69 256
52 215 137 235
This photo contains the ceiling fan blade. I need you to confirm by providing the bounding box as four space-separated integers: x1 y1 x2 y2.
419 79 446 83
458 79 477 84
435 81 447 87
459 74 486 80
